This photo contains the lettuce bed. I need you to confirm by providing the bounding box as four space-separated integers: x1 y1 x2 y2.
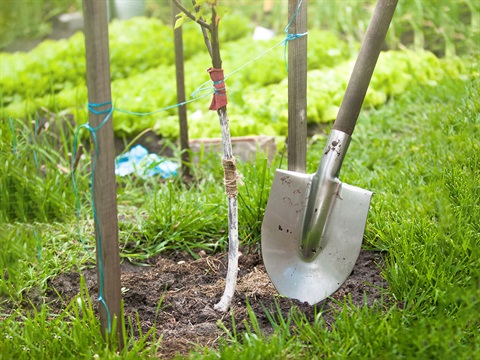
1 17 469 139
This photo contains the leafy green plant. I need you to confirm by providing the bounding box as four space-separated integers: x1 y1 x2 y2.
5 46 469 140
307 0 479 57
392 0 480 57
0 14 251 108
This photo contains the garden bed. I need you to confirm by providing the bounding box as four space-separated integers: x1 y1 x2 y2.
47 249 385 358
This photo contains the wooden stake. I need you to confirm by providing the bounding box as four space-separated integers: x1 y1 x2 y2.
287 0 307 173
172 0 191 178
82 0 123 345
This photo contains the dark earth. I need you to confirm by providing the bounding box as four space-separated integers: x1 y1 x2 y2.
46 248 386 358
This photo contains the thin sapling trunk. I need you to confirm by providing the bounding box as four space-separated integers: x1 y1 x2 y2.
172 0 240 312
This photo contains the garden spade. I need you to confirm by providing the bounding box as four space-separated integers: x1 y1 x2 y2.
261 0 398 305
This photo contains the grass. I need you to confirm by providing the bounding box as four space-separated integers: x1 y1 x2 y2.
188 75 480 359
113 145 278 260
0 116 80 223
1 73 478 359
0 275 161 359
356 78 480 318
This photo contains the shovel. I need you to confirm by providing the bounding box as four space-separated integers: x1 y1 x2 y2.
261 0 398 305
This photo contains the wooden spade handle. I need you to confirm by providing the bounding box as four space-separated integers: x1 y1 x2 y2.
333 0 398 136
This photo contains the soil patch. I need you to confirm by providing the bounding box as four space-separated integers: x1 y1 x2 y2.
46 249 386 358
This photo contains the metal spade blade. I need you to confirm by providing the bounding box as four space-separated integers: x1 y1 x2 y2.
261 0 398 304
261 134 373 304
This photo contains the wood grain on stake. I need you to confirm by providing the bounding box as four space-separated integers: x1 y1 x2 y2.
82 0 122 344
287 0 307 173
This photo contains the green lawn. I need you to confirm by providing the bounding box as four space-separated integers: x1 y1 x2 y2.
1 72 478 359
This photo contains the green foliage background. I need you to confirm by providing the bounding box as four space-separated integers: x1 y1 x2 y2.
0 1 479 358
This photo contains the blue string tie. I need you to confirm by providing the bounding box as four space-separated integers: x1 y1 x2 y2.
283 0 308 71
213 79 227 95
71 101 114 333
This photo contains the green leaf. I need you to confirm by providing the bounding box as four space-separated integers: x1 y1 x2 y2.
194 8 206 22
174 16 185 29
215 5 229 19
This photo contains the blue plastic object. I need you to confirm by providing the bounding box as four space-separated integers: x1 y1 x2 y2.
115 145 178 179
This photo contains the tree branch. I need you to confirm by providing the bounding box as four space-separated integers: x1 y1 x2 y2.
171 0 211 30
192 0 213 59
201 27 213 59
209 5 222 68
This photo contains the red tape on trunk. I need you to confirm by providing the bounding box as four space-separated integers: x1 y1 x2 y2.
207 68 227 111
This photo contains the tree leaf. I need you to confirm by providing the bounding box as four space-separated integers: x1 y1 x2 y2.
174 16 185 29
194 7 205 22
214 5 229 19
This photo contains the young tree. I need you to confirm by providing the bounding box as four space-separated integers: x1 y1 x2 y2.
171 0 240 312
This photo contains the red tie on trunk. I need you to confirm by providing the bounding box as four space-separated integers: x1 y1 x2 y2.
208 68 228 111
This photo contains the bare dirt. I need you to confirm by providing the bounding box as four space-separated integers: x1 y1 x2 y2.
46 248 386 358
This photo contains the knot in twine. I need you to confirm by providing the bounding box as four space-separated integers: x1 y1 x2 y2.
222 157 243 198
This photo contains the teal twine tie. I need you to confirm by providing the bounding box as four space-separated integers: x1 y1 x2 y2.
283 0 308 72
71 101 114 333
